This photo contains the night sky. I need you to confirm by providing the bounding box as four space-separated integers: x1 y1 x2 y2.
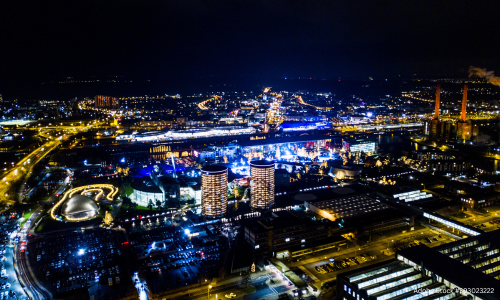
1 0 500 97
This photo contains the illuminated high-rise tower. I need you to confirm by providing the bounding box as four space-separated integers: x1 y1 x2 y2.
250 160 275 210
201 165 228 217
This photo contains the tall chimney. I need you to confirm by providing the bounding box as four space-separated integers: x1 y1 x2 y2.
460 85 467 122
434 84 441 119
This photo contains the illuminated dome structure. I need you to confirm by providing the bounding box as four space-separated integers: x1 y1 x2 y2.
61 195 99 220
50 184 119 222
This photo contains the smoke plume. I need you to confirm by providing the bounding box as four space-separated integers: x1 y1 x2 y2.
469 66 500 87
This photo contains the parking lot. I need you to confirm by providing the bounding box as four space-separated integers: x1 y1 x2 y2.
124 213 177 234
129 225 228 294
29 229 131 299
314 253 377 274
292 226 455 283
470 219 500 232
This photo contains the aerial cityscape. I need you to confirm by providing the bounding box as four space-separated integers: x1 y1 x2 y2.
1 1 500 300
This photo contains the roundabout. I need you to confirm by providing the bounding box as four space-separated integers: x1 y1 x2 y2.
50 184 119 222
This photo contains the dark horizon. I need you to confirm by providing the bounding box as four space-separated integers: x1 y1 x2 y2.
0 76 476 101
1 0 500 99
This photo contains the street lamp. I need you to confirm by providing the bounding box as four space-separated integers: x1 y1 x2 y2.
208 285 212 299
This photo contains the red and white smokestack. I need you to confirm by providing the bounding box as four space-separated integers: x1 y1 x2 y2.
460 85 467 122
434 84 441 119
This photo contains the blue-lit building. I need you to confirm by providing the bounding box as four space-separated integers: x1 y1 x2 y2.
239 135 329 158
151 172 181 208
278 121 330 132
193 143 239 163
192 135 330 163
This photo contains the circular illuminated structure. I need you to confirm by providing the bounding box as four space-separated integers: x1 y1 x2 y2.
51 184 119 222
250 160 275 210
201 165 228 218
61 195 99 220
131 177 165 207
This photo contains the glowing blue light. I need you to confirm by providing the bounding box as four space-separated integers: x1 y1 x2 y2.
367 112 373 117
121 158 125 163
78 249 85 256
184 229 190 235
231 166 250 176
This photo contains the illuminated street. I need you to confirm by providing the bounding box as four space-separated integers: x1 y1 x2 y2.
0 139 60 205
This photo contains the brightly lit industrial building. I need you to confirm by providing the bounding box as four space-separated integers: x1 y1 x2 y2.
278 121 330 132
337 233 500 300
304 188 388 221
436 230 500 280
342 139 376 153
116 126 256 142
300 186 413 236
250 160 275 210
201 165 228 217
393 190 433 202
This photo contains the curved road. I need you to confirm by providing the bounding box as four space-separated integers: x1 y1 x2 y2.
15 176 70 299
